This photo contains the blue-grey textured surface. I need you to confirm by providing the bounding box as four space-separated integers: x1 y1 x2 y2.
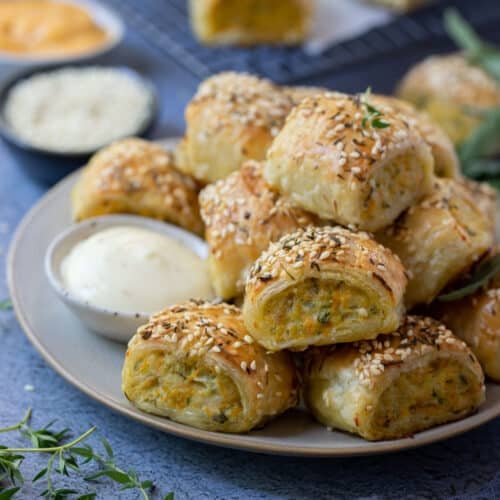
1 27 500 500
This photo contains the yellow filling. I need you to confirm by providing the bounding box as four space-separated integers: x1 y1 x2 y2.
364 153 426 218
372 359 478 435
209 0 303 36
127 351 243 426
263 278 376 343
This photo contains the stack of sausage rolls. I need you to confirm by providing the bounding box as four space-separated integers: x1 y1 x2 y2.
119 71 498 441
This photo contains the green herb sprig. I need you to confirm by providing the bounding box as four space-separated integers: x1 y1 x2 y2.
445 9 500 82
360 88 390 129
0 409 173 499
438 253 500 302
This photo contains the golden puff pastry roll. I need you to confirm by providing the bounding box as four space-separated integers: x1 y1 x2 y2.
122 300 297 433
459 178 497 239
243 226 407 351
397 54 500 146
264 92 435 232
72 138 204 235
199 161 320 300
371 95 460 178
432 277 500 382
188 0 313 46
376 178 493 309
180 72 295 184
303 315 485 441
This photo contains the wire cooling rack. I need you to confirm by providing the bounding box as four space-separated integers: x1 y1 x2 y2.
103 0 500 83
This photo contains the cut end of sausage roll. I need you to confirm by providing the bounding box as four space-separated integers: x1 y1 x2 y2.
71 138 204 235
199 161 320 300
188 0 313 46
122 300 297 433
181 72 295 183
377 178 493 309
264 92 435 232
303 316 485 441
371 94 460 179
243 226 407 351
397 54 500 146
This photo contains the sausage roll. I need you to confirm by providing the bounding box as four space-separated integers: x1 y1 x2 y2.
376 179 493 308
243 226 407 351
460 178 497 239
264 93 435 231
397 54 500 146
431 258 500 381
371 95 460 178
72 138 204 235
303 316 485 441
188 0 313 46
122 300 297 433
179 72 295 184
199 161 319 300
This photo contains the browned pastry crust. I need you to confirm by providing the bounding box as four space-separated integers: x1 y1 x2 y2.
303 315 485 441
122 300 297 433
199 161 320 299
376 178 493 308
264 92 435 231
179 72 295 183
459 178 497 238
397 54 500 146
282 85 330 106
371 94 460 178
243 226 407 351
72 138 204 235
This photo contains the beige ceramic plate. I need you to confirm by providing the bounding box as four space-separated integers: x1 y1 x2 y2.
8 139 500 456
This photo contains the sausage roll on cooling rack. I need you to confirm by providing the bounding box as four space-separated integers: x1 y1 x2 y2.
122 300 297 433
199 161 319 300
264 92 434 231
243 226 407 351
72 138 204 235
397 54 500 146
178 72 295 184
377 179 493 309
432 264 500 382
303 316 485 441
188 0 313 46
371 94 460 179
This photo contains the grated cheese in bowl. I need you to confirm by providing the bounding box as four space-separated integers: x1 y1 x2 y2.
3 66 155 154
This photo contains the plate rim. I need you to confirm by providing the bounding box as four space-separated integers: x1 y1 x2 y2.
7 163 500 457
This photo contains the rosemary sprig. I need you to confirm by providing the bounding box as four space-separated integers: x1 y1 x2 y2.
0 409 172 499
445 8 500 81
438 253 500 302
361 88 390 129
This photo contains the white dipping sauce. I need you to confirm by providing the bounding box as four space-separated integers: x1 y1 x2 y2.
61 226 213 314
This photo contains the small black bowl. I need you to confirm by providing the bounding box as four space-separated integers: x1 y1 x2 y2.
0 64 158 185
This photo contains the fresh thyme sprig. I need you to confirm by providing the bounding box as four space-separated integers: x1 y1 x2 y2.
360 88 390 129
0 409 172 499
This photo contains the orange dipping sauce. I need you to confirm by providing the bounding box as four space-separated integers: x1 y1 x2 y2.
0 0 109 56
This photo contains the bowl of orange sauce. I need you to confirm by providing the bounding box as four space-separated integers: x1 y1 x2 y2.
0 0 124 64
